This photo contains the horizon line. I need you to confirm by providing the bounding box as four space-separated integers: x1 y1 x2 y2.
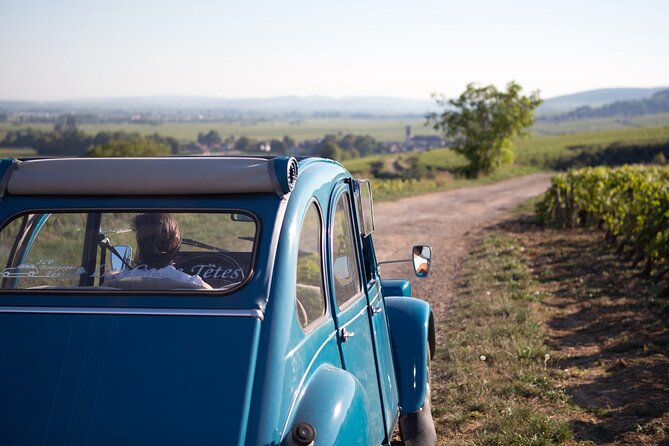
2 85 669 104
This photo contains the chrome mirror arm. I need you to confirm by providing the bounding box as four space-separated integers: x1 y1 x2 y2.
377 258 413 269
378 244 432 278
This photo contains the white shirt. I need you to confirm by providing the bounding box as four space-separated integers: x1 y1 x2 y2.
112 264 209 288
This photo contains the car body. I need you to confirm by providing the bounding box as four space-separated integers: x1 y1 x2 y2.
0 156 436 446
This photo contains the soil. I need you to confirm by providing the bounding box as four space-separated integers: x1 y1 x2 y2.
501 221 669 445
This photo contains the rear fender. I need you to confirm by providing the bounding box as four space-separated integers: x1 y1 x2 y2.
385 296 435 414
282 365 373 446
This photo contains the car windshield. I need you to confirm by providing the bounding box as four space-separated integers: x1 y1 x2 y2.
0 211 257 292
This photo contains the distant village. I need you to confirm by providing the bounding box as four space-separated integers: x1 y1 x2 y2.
0 108 448 157
187 126 446 156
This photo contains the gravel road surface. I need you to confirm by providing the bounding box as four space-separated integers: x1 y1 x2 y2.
373 173 553 319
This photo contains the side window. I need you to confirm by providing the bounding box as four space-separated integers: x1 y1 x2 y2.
296 203 326 329
356 179 376 284
332 192 362 308
1 211 259 292
5 214 87 288
0 218 23 267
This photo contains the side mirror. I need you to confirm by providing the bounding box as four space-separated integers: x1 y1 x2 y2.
412 245 432 277
110 245 132 272
230 213 254 222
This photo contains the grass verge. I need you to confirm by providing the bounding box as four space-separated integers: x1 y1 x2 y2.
432 234 576 445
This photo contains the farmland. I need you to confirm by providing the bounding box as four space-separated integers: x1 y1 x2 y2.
532 112 669 135
4 123 667 168
345 124 669 177
0 117 434 143
514 124 669 168
3 122 669 204
537 165 669 287
342 125 669 200
2 111 669 146
0 148 36 158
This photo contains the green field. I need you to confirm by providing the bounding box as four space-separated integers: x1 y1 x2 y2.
0 118 434 143
4 113 669 145
4 122 669 178
4 123 668 168
344 125 669 175
3 121 669 203
341 124 669 200
0 148 37 158
531 112 669 135
515 124 669 167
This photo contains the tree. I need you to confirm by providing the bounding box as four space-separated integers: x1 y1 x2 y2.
234 136 254 152
427 81 542 177
85 138 171 157
150 134 180 154
270 139 287 154
282 135 296 151
1 127 89 156
321 141 342 161
223 135 236 148
54 114 78 132
197 130 222 148
339 134 378 157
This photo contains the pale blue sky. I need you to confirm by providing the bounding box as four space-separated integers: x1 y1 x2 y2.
0 0 667 101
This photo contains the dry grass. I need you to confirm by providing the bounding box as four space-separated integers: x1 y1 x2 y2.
432 234 577 445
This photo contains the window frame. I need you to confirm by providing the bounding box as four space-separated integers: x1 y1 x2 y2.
0 208 261 295
354 179 375 238
295 198 330 333
329 188 364 311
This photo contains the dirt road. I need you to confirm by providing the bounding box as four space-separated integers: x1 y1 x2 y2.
373 173 552 318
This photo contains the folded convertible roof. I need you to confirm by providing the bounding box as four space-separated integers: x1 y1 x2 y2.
0 156 298 197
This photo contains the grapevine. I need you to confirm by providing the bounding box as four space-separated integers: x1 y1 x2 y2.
536 165 669 282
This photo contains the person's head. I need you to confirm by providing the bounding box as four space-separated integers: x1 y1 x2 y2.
132 213 181 269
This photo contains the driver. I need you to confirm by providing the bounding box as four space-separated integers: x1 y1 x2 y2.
110 212 211 289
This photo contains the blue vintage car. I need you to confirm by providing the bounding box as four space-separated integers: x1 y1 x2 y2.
0 156 436 446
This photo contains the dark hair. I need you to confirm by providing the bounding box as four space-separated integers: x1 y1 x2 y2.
132 213 181 269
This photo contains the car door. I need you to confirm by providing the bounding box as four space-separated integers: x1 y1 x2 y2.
328 184 385 443
352 179 400 433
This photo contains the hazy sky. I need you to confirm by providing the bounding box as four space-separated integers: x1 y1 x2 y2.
1 0 667 101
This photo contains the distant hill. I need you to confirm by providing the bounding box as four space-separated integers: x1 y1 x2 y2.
539 87 669 114
539 90 669 122
0 96 437 116
3 87 669 118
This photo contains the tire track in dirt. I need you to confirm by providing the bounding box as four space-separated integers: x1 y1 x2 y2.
372 173 552 325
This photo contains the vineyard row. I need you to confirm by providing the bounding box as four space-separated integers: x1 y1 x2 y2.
536 165 669 281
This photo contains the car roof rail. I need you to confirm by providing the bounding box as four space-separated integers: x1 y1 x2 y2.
3 156 299 197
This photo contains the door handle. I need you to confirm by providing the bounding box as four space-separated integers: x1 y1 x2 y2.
370 304 383 315
340 327 355 342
